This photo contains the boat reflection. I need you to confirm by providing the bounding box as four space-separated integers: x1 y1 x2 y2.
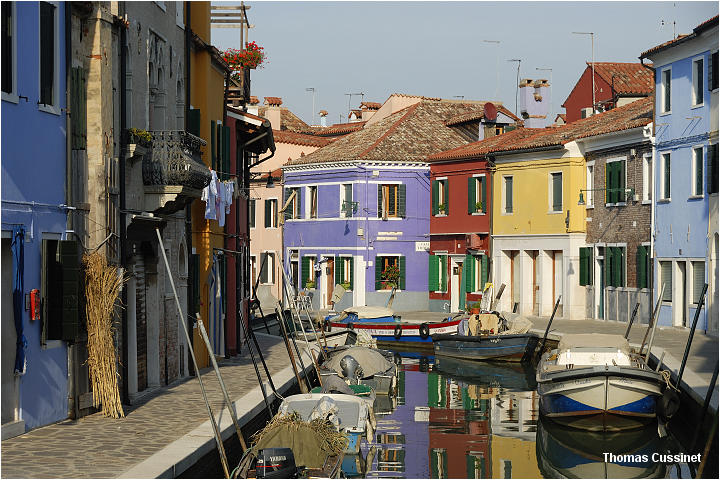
536 416 667 478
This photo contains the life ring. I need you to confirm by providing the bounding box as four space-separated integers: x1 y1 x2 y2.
393 325 403 340
347 323 354 331
323 318 332 332
419 323 430 340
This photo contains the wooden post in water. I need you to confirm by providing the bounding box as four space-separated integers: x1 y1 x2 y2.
624 302 640 339
490 283 506 311
275 304 309 393
536 295 561 360
641 283 665 353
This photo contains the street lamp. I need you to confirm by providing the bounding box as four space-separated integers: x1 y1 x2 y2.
305 87 316 126
536 67 553 121
507 59 521 117
572 31 595 113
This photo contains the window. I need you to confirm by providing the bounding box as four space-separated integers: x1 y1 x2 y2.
341 184 353 218
301 256 317 289
660 261 672 301
1 2 17 101
661 68 671 113
249 199 256 228
41 239 81 342
660 153 671 200
692 57 704 106
504 176 513 214
711 51 719 91
636 246 650 289
336 256 354 290
290 251 299 290
264 199 278 228
378 184 406 219
550 172 563 212
579 247 593 286
260 252 275 284
308 186 318 219
692 261 706 304
39 2 59 111
692 147 704 196
605 159 626 204
642 155 652 202
432 179 448 215
375 255 405 290
585 163 595 207
284 187 301 220
468 175 487 214
604 246 626 287
428 254 447 292
709 144 719 194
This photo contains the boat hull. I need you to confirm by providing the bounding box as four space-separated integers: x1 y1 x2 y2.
326 317 461 346
537 365 663 431
432 333 539 362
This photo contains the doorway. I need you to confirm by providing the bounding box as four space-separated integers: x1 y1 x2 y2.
451 259 464 312
598 258 605 319
677 262 688 327
510 251 520 312
528 251 539 315
325 257 335 309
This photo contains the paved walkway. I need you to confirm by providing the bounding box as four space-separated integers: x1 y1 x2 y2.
1 334 312 479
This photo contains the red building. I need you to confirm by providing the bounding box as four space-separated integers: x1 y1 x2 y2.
561 62 653 123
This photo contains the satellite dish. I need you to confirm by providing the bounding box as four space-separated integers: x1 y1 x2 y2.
484 102 498 122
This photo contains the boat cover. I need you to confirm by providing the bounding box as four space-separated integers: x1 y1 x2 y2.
342 306 395 319
505 315 532 334
558 333 630 355
324 346 394 378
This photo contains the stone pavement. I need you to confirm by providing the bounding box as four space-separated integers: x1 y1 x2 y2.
0 333 310 479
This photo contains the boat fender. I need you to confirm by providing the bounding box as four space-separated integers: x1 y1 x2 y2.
323 318 332 332
659 389 680 420
347 322 354 330
419 356 429 372
419 323 430 340
393 325 403 339
393 352 402 365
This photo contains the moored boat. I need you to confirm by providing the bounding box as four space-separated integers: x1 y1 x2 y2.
319 345 398 395
536 333 665 431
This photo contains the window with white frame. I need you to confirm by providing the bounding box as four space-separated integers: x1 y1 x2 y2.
308 186 318 219
550 172 563 212
284 187 301 220
469 175 487 214
264 199 278 228
692 146 704 197
605 158 627 205
585 163 594 207
660 261 672 301
692 261 706 304
260 252 275 284
341 184 353 218
660 152 671 200
432 178 448 215
249 199 256 228
692 56 704 106
1 2 17 101
503 176 513 214
39 1 59 112
661 67 671 113
642 154 652 202
338 256 354 289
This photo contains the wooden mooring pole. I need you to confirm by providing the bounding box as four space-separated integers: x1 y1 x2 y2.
676 284 708 390
536 295 561 360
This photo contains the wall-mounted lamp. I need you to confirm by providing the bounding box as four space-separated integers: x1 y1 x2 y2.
578 187 635 205
266 173 275 188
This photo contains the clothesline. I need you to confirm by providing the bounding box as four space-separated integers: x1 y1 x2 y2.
201 169 239 227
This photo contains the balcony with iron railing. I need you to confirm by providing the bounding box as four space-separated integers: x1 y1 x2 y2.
136 130 210 215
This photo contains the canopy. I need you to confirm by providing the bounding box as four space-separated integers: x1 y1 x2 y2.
324 346 394 378
558 333 630 355
342 306 394 319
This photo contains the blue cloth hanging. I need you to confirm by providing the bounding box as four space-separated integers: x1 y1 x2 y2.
11 226 27 376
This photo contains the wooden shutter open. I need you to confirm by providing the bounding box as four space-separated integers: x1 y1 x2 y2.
398 184 407 218
59 240 81 341
467 177 475 213
428 255 439 291
432 180 439 215
375 255 382 290
399 256 406 290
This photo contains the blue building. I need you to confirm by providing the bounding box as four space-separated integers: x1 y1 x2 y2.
2 2 72 436
640 16 718 332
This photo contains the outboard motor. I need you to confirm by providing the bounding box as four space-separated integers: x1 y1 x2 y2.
255 448 298 479
340 355 363 384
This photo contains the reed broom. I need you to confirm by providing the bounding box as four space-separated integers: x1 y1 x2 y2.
83 252 126 418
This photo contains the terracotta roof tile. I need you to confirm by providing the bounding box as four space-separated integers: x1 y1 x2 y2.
428 97 654 160
258 106 313 133
272 130 334 148
286 99 492 166
264 96 283 106
249 96 259 105
590 62 654 96
361 101 382 110
444 103 520 126
641 16 718 57
313 122 366 136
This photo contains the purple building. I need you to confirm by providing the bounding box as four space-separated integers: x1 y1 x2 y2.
282 96 490 311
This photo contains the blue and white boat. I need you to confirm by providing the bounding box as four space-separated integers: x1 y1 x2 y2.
536 334 664 431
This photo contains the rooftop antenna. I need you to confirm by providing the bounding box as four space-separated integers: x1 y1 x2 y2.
305 87 316 126
572 31 595 112
345 92 364 120
507 59 521 117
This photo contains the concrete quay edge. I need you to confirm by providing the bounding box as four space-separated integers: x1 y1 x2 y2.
118 342 314 479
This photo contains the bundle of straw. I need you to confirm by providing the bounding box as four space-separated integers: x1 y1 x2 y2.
83 251 126 418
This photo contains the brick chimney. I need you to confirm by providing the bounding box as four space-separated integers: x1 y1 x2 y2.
519 78 550 128
264 96 282 130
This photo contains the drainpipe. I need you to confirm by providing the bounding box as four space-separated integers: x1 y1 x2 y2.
643 123 656 310
118 3 129 405
184 2 194 374
487 156 495 284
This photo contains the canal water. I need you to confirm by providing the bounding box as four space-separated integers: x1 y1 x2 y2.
340 349 711 479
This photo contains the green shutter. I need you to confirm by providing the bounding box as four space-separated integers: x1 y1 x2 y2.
665 155 671 199
441 255 448 292
377 185 383 218
375 256 382 290
302 256 310 286
223 125 231 178
188 108 201 137
620 161 626 201
467 177 475 213
579 247 588 286
464 254 474 293
481 176 487 213
399 256 406 290
605 247 613 287
432 180 439 215
210 120 216 170
429 255 440 291
637 246 647 289
605 163 611 203
481 254 489 287
59 240 81 341
552 173 563 211
264 199 271 227
398 184 406 218
612 247 623 287
697 150 704 196
71 67 87 150
335 256 342 284
349 257 354 290
443 180 449 213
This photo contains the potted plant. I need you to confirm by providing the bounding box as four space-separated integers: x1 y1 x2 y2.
222 42 267 81
126 127 152 147
467 301 482 315
305 280 315 289
475 201 483 213
437 203 446 215
341 282 351 290
381 264 400 290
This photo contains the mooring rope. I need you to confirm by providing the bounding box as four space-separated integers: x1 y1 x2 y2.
661 370 681 392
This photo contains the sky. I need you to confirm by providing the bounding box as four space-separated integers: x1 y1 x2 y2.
211 1 719 127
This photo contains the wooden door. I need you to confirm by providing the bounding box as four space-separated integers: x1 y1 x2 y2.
326 258 335 308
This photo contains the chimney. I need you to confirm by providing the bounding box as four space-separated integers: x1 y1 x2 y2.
519 78 550 128
247 95 259 115
264 97 282 130
319 110 328 127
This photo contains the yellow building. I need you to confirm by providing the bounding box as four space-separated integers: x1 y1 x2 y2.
188 2 231 368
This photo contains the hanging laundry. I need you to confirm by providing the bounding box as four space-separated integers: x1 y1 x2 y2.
231 177 240 199
224 181 234 214
201 170 219 220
